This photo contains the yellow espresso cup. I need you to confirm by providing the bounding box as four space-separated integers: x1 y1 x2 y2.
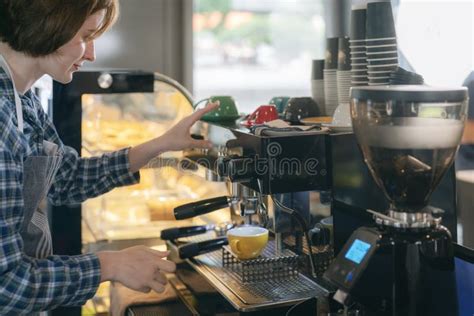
227 226 269 260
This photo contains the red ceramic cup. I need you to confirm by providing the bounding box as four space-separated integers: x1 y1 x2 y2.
246 105 279 126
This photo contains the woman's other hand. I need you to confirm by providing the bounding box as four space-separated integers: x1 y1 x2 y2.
97 246 176 293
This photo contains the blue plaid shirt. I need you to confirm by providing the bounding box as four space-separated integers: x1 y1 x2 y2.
0 68 140 314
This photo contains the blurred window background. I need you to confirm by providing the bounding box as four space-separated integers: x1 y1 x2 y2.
192 0 326 113
395 0 473 86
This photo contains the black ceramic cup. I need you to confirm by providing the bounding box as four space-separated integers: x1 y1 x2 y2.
283 97 321 124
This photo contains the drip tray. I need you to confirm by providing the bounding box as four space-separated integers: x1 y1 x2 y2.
179 235 330 312
222 243 299 283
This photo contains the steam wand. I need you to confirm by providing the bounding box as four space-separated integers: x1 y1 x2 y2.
270 195 318 279
255 178 317 278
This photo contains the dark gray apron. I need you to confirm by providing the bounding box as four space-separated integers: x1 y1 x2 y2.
20 141 62 258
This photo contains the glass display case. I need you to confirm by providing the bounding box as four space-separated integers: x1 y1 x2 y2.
52 71 229 253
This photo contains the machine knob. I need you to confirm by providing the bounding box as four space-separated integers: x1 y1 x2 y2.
227 157 257 182
217 155 256 182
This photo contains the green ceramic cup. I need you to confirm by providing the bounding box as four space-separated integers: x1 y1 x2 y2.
269 96 291 114
194 95 239 121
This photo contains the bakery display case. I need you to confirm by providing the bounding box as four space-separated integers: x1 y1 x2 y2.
52 71 229 253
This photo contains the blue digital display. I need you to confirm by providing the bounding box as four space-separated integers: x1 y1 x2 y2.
345 239 371 264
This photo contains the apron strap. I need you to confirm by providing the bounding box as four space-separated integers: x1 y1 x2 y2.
0 54 24 132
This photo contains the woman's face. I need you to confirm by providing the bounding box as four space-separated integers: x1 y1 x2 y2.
41 10 105 83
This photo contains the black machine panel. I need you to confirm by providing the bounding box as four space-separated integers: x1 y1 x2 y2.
187 121 332 194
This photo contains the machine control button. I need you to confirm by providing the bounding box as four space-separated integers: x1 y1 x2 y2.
345 270 354 283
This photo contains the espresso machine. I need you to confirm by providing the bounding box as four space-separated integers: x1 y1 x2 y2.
162 121 336 313
324 85 468 316
173 120 332 246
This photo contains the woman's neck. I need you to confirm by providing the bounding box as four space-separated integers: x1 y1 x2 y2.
0 43 44 95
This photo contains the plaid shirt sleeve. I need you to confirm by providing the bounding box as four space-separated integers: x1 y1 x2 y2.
48 146 140 205
0 97 101 314
39 101 141 205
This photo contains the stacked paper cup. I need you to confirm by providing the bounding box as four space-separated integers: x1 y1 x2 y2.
323 37 339 116
366 1 398 86
311 59 326 115
337 37 352 105
350 5 368 86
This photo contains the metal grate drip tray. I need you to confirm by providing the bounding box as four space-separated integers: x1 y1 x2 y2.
222 241 299 283
180 234 329 311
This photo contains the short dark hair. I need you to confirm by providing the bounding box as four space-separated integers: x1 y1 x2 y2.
0 0 119 57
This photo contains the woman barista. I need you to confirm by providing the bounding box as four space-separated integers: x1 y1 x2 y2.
0 0 218 314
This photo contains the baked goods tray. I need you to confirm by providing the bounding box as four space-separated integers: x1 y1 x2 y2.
180 234 330 312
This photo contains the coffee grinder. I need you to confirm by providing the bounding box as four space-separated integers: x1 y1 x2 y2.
324 86 468 316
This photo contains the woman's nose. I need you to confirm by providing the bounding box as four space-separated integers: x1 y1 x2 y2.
84 40 96 62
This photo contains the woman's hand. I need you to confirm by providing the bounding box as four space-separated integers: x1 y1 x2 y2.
159 101 220 152
97 246 176 293
128 101 219 172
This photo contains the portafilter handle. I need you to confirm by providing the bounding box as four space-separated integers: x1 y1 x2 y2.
160 225 211 240
174 196 230 220
178 237 228 259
